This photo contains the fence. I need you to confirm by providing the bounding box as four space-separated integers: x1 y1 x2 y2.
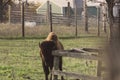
3 3 109 38
52 48 105 80
9 5 81 26
9 5 47 25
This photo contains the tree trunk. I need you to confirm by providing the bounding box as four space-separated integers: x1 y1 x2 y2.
107 2 116 40
106 1 120 80
108 5 120 40
0 0 11 23
0 0 3 22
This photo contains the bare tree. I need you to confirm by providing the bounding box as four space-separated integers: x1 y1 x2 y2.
105 0 120 80
106 0 115 39
0 0 12 22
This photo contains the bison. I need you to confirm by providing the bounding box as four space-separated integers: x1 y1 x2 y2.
39 32 64 80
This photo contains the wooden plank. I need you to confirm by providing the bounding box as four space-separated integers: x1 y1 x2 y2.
70 48 87 53
11 11 21 13
82 48 99 52
52 17 68 20
52 50 101 61
97 52 102 77
52 70 102 80
53 56 60 80
52 13 64 15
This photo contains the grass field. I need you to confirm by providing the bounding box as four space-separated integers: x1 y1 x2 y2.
0 36 106 80
0 24 107 80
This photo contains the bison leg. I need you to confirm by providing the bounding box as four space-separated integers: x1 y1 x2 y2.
50 70 52 80
59 57 64 80
42 61 49 80
50 65 53 80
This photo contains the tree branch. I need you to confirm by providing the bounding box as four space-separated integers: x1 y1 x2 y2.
3 0 11 7
106 0 115 19
106 0 115 4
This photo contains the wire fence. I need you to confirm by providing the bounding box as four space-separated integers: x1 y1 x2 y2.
0 3 109 38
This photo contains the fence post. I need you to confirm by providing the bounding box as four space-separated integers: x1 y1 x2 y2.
67 2 71 26
49 4 53 32
102 5 107 33
84 0 88 32
8 5 11 24
97 7 100 37
100 3 107 33
97 51 102 77
47 1 50 25
53 51 60 80
75 2 78 37
103 13 107 33
21 2 25 37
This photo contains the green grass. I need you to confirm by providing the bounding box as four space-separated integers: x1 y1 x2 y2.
0 23 108 80
0 36 106 80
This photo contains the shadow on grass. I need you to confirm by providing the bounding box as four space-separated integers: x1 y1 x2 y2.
0 35 103 40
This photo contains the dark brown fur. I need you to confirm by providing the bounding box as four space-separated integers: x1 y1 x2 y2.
39 32 64 80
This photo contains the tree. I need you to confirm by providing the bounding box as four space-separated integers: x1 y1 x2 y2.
0 0 12 22
105 0 115 38
105 0 120 39
106 1 120 80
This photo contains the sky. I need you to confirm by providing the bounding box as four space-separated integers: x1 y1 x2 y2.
28 0 106 3
15 0 106 6
29 0 44 2
16 0 106 4
27 0 106 6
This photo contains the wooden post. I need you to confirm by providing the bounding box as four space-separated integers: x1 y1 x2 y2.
53 54 60 80
75 3 78 37
97 51 102 77
49 4 53 32
8 5 11 24
67 2 71 26
97 7 100 36
21 2 25 37
103 5 107 33
47 1 50 25
103 13 107 33
84 0 88 32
